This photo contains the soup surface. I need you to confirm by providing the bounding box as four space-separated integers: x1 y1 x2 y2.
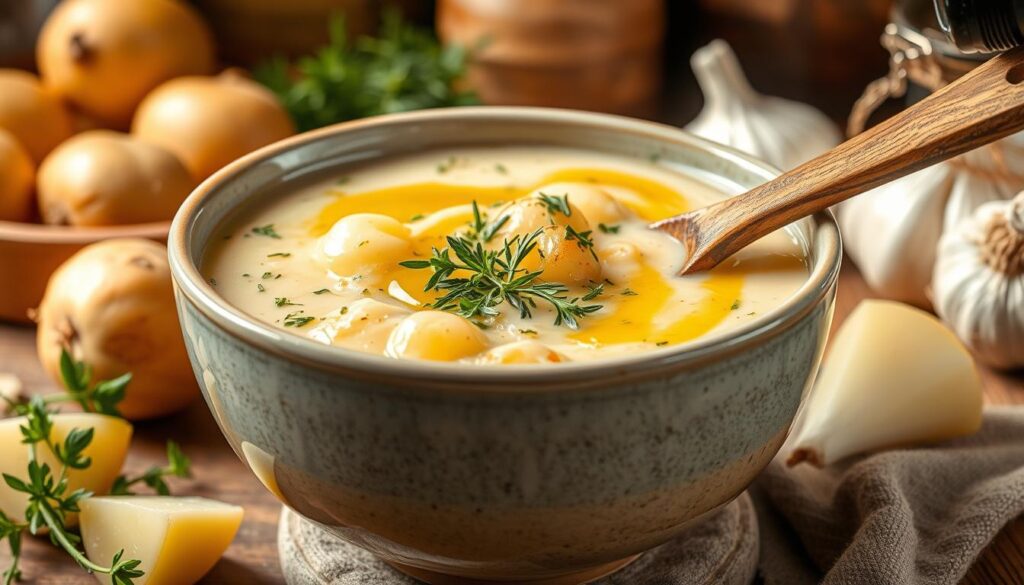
204 146 807 364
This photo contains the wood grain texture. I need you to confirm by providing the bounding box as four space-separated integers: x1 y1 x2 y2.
657 46 1024 274
0 264 1021 584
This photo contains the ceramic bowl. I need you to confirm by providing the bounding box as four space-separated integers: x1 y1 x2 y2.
0 220 169 323
168 107 841 584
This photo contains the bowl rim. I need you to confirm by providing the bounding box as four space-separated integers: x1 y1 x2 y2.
169 106 841 391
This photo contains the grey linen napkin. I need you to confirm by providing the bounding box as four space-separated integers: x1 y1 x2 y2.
753 406 1024 585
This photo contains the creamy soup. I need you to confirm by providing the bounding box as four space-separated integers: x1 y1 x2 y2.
204 146 807 364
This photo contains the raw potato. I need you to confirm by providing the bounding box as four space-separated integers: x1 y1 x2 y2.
80 496 243 585
37 130 194 226
0 128 35 222
37 0 215 128
787 300 984 467
0 413 132 525
36 239 197 420
0 69 73 163
132 73 295 181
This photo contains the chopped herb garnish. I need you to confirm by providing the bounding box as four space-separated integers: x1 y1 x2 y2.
252 224 281 239
267 252 291 258
467 200 508 243
257 283 266 292
622 288 639 296
242 273 251 277
519 329 538 336
361 288 370 295
564 225 598 260
495 163 508 174
436 156 457 174
208 278 217 286
656 341 669 346
730 300 741 310
398 229 602 329
358 240 369 247
598 223 620 234
335 176 350 186
582 283 604 301
275 297 301 307
537 192 571 217
262 271 273 279
410 213 425 222
284 312 315 327
649 152 662 163
313 288 331 295
340 306 349 315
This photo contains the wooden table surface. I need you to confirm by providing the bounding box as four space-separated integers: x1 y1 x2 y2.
1 263 1023 584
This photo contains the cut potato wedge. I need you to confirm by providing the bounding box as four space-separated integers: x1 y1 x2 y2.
0 413 131 525
80 496 243 585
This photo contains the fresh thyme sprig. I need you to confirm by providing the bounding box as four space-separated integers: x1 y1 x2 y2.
1 397 144 585
110 441 191 496
53 350 131 417
400 228 602 329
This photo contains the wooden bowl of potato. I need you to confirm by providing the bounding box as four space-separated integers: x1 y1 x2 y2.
0 220 170 323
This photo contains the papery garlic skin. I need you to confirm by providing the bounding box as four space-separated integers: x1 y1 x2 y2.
686 39 840 171
933 194 1024 369
839 131 1024 309
786 300 983 468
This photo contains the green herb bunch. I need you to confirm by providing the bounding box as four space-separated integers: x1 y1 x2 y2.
255 10 480 132
0 350 192 584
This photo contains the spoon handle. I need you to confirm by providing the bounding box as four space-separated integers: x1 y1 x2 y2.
672 46 1024 275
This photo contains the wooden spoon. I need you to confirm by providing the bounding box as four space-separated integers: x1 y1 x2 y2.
655 46 1024 275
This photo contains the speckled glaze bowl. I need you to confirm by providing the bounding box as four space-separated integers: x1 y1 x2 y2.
168 107 841 584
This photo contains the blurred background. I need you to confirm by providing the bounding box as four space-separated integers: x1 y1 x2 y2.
0 0 900 126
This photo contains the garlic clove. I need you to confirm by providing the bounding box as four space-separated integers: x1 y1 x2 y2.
786 300 983 468
686 39 840 170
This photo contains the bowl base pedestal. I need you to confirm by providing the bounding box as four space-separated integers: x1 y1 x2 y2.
278 492 758 585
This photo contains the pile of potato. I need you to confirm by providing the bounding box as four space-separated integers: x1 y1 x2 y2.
2 0 297 420
0 0 295 226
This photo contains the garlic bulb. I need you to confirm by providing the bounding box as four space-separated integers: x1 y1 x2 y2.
686 40 840 171
787 300 983 468
933 192 1024 368
839 133 1024 308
